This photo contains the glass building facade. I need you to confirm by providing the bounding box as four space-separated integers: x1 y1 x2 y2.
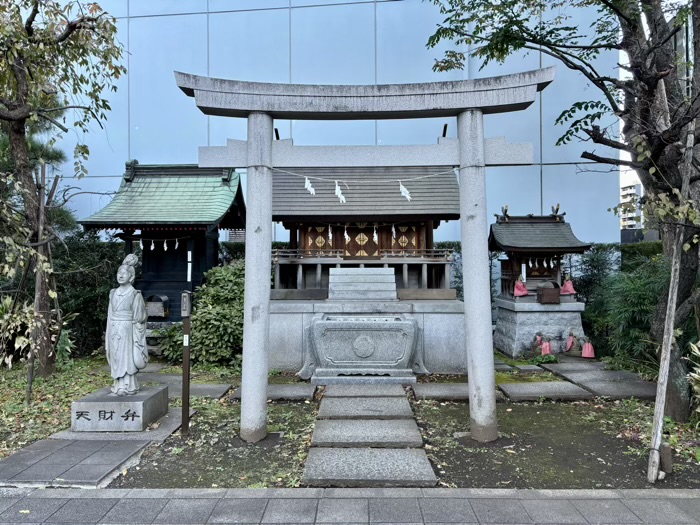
64 0 621 243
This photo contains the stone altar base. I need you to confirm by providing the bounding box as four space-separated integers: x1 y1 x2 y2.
71 385 168 432
493 298 585 358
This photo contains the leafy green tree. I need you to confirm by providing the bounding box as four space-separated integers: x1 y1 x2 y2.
0 1 125 377
428 0 700 426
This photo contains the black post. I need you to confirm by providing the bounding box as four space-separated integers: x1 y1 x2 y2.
181 290 192 435
182 317 191 435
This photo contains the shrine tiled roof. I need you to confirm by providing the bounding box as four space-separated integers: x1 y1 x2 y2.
80 161 245 230
488 215 590 253
271 166 460 222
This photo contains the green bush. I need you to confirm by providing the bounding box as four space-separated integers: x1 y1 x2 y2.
159 262 245 365
603 258 668 370
220 241 290 263
620 241 663 272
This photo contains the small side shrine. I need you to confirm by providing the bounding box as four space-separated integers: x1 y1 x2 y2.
79 161 246 322
490 208 591 357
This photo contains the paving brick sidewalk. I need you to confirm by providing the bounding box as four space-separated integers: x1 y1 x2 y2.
0 488 698 524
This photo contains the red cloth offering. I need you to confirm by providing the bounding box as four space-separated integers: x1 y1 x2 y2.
560 279 576 295
541 341 552 355
566 335 575 352
514 280 529 297
582 341 595 358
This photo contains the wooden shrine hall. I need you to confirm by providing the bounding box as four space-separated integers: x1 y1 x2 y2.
271 165 459 300
79 160 246 321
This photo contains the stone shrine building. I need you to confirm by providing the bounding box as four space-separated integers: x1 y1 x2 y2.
490 212 591 357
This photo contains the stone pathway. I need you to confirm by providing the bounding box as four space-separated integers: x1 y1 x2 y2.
0 440 148 489
302 385 437 487
497 357 658 402
541 362 657 400
1 487 698 524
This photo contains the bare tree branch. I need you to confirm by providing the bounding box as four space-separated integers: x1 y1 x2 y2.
581 151 640 167
24 0 39 37
35 112 69 133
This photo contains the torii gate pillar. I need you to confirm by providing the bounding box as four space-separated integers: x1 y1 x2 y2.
458 110 498 441
240 112 273 442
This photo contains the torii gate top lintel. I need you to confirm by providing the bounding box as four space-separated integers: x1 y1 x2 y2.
175 67 555 120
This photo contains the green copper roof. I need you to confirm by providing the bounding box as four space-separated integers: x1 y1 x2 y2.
80 163 245 230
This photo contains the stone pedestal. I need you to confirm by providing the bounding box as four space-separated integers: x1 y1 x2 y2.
71 385 169 432
493 298 585 358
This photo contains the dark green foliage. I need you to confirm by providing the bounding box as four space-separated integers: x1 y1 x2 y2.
219 241 290 263
434 241 462 251
529 354 557 365
159 262 245 365
572 244 620 305
620 241 663 272
52 231 124 356
602 259 668 374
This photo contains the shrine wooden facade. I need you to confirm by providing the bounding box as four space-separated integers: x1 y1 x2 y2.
80 161 246 321
271 166 458 299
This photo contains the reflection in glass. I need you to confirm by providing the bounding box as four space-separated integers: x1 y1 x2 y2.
129 14 208 163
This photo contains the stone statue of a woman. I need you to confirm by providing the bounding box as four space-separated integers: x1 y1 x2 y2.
106 254 148 396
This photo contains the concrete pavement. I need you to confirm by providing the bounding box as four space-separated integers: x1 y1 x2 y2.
0 487 698 524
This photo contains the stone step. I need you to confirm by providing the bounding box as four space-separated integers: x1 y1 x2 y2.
327 291 398 301
323 384 406 398
311 419 423 448
302 447 437 487
330 268 394 276
329 275 396 283
312 375 416 385
329 283 397 291
317 396 413 420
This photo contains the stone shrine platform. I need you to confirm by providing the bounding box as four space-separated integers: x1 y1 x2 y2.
71 385 168 432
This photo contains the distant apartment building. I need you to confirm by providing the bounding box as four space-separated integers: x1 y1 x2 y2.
620 182 643 230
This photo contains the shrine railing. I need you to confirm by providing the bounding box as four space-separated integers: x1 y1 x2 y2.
271 248 453 291
273 248 452 261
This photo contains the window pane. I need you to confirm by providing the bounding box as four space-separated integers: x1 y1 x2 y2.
377 1 463 84
542 165 619 243
129 0 207 16
291 3 374 84
210 0 289 12
209 9 290 82
377 117 456 146
129 14 208 163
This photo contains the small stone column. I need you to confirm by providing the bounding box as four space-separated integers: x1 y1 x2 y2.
457 110 498 442
240 112 273 443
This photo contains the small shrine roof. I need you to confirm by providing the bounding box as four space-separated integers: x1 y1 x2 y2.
272 166 460 222
79 161 246 230
488 214 590 254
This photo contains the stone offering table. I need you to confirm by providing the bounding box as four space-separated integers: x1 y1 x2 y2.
71 385 169 432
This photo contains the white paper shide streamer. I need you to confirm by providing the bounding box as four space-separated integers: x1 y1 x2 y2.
328 225 332 242
335 181 346 204
304 177 315 195
150 240 155 251
373 225 378 243
344 225 351 244
399 181 411 201
164 240 168 251
175 239 179 250
392 224 396 241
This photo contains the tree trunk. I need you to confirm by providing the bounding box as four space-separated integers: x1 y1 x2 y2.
7 120 55 378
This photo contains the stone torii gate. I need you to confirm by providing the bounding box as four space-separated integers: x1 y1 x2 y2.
176 68 555 443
